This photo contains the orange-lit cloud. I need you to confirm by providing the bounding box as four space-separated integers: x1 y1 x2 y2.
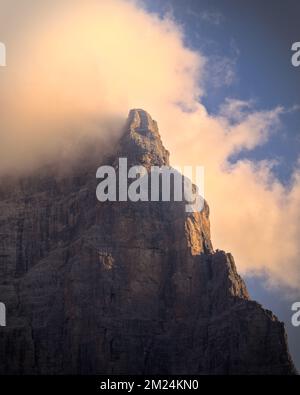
0 0 203 173
0 0 299 291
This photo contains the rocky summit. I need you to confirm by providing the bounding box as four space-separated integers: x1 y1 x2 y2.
0 109 296 374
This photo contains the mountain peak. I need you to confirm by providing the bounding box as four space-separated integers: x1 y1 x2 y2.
0 108 296 375
127 109 158 135
118 109 170 168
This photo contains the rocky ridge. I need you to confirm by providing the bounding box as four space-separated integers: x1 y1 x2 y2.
0 109 296 374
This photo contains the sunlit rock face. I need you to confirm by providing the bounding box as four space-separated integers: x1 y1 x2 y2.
0 110 296 374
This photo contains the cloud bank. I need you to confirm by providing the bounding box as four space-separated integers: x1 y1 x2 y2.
0 0 299 291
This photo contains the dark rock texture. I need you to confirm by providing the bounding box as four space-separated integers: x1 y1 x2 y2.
0 109 296 374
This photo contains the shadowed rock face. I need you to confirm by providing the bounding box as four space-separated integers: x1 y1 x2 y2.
0 109 296 374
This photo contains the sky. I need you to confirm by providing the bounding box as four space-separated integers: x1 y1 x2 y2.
0 0 299 369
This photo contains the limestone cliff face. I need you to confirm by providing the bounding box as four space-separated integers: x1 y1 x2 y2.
0 109 296 374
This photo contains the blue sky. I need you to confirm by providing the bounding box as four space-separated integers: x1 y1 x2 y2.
145 0 300 370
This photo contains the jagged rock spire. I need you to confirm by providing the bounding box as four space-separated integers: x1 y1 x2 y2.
127 109 159 135
117 109 170 168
